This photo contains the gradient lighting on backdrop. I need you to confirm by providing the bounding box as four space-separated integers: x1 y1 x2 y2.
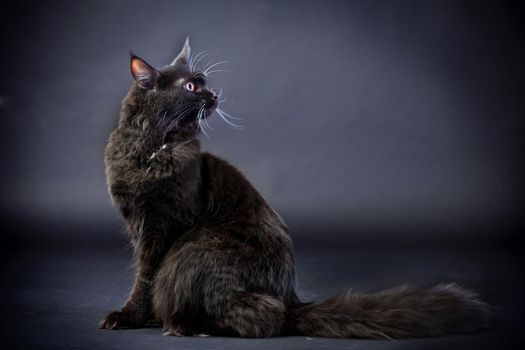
0 1 524 349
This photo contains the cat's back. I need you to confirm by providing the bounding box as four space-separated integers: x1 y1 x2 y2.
200 152 289 239
200 152 263 208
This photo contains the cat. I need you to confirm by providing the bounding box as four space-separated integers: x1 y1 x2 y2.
99 38 492 338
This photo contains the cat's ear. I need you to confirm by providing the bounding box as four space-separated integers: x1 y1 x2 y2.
170 37 191 66
130 52 160 90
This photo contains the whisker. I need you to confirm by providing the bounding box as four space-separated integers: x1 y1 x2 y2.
188 53 195 72
203 110 214 131
193 51 210 71
193 71 207 80
162 103 199 142
203 69 229 77
190 50 208 73
203 60 230 75
198 107 209 138
217 107 243 121
216 107 245 130
159 103 193 130
166 103 197 125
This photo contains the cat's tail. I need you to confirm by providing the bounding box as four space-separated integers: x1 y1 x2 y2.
286 283 492 339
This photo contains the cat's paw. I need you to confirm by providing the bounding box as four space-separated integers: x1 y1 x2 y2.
98 310 141 330
162 323 199 337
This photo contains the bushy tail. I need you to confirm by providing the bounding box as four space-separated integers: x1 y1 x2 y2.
287 283 492 339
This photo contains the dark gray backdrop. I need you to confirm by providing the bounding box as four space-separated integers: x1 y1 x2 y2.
2 2 525 349
1 0 523 245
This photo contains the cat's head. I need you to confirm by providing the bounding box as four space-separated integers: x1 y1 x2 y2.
124 38 219 139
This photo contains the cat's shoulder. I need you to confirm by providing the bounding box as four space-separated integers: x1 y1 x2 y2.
201 152 233 170
200 151 225 163
200 152 246 180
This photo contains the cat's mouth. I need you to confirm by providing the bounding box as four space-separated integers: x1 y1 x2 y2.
207 98 218 110
203 99 218 117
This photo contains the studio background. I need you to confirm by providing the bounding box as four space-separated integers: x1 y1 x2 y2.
1 1 524 349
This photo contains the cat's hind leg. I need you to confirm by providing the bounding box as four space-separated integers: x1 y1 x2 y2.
152 230 289 337
214 292 285 337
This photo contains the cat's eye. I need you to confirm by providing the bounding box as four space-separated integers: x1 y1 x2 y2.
184 82 195 92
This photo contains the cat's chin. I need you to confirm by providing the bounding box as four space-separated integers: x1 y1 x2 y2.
202 106 215 119
205 100 218 116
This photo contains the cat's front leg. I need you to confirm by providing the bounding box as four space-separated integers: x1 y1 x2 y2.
99 267 156 329
99 310 142 330
100 223 172 330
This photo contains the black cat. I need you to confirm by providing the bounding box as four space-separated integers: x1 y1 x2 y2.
99 39 491 338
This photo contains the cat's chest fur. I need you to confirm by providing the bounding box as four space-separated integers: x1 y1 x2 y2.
105 127 202 236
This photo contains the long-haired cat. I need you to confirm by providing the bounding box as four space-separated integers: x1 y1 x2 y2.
99 39 491 338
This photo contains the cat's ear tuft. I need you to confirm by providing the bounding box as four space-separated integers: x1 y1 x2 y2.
130 51 160 90
171 37 191 66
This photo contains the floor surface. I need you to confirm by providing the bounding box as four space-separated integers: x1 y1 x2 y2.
1 236 524 349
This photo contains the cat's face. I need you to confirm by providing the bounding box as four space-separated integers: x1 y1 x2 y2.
128 39 218 137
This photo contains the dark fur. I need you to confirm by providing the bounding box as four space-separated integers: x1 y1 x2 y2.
99 41 492 338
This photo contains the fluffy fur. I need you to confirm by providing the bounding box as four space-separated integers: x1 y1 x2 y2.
99 40 492 338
